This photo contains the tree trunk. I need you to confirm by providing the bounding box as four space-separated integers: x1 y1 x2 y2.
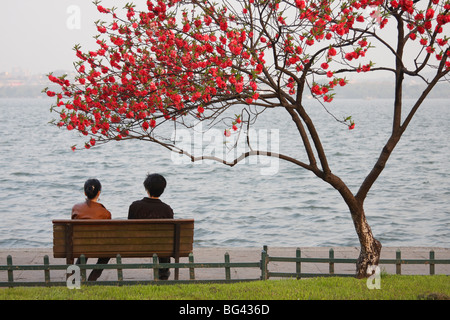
351 205 382 278
324 174 382 278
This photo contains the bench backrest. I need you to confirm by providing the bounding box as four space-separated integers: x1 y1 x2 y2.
53 219 194 261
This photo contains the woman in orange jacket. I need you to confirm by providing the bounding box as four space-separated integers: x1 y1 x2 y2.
71 178 111 281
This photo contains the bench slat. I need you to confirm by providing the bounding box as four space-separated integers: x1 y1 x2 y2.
73 236 192 245
54 237 192 247
54 224 194 232
52 219 194 225
57 244 192 254
54 230 194 239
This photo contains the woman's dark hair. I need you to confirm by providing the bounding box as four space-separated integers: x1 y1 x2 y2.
84 179 102 200
144 173 166 197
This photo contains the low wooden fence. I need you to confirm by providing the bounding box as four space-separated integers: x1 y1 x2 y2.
1 246 449 287
261 246 449 279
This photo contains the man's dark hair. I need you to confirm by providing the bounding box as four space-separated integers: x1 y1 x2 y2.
84 178 102 200
144 173 167 197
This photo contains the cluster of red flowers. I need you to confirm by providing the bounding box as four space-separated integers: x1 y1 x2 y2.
45 0 449 147
47 1 267 147
404 2 450 64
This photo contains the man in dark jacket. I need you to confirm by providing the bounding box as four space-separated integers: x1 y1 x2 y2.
128 173 173 280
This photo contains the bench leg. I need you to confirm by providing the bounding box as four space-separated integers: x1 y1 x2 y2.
175 257 179 280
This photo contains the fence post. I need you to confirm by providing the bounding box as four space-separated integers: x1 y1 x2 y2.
153 254 159 281
44 255 50 286
260 249 268 280
296 248 301 279
225 253 231 280
116 254 123 284
7 255 13 288
329 248 335 275
189 253 195 280
396 250 401 275
429 250 435 275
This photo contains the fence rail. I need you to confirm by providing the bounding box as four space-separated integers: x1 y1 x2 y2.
1 246 449 287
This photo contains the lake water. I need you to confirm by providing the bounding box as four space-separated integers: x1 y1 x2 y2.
0 97 449 248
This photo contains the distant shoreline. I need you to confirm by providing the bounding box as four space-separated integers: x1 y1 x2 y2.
1 81 449 99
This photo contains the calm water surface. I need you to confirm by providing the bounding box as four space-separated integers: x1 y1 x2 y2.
0 98 449 248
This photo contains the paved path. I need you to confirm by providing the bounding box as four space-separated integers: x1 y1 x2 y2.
1 246 449 283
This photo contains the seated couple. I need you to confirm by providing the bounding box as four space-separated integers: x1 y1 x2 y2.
71 173 173 281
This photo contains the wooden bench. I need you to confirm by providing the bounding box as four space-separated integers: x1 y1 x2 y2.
52 219 194 280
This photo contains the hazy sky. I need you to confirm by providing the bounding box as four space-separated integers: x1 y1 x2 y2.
0 0 124 74
0 1 425 79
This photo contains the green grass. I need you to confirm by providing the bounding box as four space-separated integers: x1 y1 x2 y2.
1 275 449 300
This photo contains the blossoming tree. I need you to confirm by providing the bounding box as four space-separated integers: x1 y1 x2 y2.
46 0 449 277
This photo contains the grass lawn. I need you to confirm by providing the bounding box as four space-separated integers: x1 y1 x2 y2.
1 275 448 300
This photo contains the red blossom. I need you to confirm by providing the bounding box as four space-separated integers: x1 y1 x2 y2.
97 5 110 13
255 64 264 74
305 38 314 46
437 38 448 46
97 26 107 33
362 64 371 72
311 84 322 95
345 51 358 61
358 39 368 47
426 8 435 20
295 0 306 9
328 47 337 57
